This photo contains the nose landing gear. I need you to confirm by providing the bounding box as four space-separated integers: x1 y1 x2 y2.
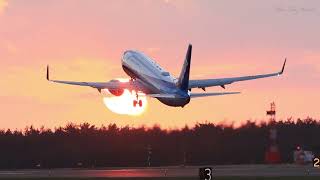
133 91 143 107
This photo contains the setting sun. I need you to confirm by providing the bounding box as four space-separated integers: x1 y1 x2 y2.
102 89 147 116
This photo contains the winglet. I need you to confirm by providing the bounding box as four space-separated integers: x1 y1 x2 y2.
46 65 50 81
279 58 286 75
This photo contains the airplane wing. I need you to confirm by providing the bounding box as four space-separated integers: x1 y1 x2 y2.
190 92 240 98
46 65 136 91
188 59 286 89
147 92 240 98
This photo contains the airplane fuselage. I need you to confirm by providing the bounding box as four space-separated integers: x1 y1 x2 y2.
121 50 190 107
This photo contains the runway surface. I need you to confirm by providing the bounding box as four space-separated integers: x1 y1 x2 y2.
0 164 319 178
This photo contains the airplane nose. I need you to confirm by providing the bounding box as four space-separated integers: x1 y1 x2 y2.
122 51 128 62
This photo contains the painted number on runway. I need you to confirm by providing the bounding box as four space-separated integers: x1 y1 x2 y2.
314 158 320 168
199 167 213 180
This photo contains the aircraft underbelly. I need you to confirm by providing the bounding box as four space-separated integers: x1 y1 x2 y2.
157 97 190 107
122 64 160 93
122 56 175 93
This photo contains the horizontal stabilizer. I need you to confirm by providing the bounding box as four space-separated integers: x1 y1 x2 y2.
190 92 240 98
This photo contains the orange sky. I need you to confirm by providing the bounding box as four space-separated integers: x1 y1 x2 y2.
0 0 319 130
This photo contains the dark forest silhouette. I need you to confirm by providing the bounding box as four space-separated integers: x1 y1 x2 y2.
0 118 319 169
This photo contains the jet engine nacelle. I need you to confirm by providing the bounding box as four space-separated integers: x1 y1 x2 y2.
108 80 124 96
109 89 124 96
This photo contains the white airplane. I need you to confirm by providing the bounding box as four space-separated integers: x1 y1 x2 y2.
47 44 286 107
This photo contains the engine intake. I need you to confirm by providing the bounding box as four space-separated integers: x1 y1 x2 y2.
109 89 124 96
108 80 124 96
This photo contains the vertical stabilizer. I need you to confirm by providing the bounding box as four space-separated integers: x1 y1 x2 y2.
177 44 192 91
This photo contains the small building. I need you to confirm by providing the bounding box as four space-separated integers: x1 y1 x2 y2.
293 146 315 164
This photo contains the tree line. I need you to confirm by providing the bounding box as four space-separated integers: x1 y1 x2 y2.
0 118 319 169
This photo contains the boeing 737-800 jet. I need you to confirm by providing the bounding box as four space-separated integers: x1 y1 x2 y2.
47 44 286 107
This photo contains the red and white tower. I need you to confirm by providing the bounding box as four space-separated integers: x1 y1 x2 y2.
265 102 281 164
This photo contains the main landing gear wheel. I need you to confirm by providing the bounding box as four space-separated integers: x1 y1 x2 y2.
133 100 143 107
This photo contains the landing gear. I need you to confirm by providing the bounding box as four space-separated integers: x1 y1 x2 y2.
133 100 142 107
133 91 142 107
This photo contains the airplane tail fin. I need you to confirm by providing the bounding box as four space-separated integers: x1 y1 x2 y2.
177 44 192 92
